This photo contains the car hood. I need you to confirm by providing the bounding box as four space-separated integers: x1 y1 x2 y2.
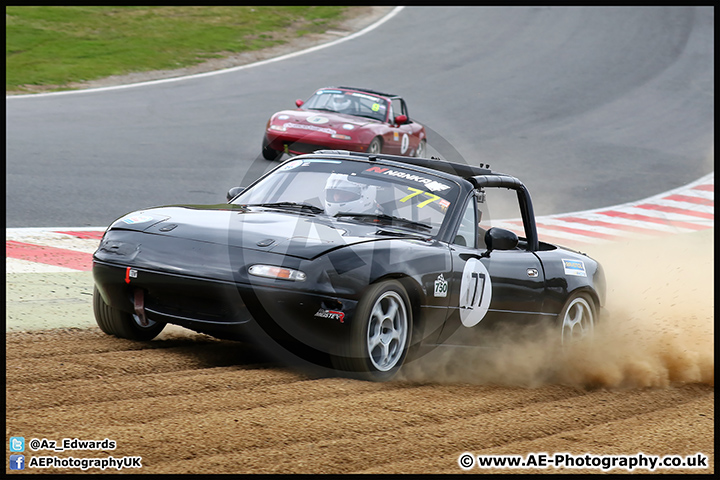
272 109 377 130
107 205 415 260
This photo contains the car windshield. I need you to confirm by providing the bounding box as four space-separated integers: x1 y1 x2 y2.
301 89 389 122
233 158 460 236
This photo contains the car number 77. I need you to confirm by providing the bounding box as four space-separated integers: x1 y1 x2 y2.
467 272 486 308
459 258 493 327
400 187 441 208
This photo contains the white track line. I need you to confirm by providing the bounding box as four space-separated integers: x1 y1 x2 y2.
5 171 713 272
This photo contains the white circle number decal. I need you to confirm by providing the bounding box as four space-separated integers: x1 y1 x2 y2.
307 115 329 124
459 258 492 327
400 133 410 154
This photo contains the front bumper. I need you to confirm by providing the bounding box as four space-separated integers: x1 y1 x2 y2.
265 129 368 155
93 260 357 353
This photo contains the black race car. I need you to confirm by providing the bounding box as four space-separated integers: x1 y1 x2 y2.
93 151 606 381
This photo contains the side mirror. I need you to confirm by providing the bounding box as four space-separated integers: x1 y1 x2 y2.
485 227 518 251
227 186 245 202
295 99 304 108
394 114 408 125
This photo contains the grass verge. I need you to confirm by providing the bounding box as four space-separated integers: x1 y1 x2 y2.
6 6 351 93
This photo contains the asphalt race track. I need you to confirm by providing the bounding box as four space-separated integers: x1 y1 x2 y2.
5 7 714 474
6 6 714 228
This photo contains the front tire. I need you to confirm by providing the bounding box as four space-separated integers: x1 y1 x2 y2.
261 136 282 161
559 292 596 346
333 280 412 381
93 286 165 341
367 137 382 155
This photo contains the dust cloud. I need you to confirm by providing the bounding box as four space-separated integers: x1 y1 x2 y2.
156 324 213 340
401 230 714 389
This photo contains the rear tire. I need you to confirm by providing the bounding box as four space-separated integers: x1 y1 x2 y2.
93 286 165 341
415 139 427 158
333 280 412 381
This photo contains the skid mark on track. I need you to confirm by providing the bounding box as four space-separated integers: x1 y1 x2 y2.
5 329 714 474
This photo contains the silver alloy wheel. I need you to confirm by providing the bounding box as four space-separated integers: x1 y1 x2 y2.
366 291 408 372
367 137 382 154
560 296 594 345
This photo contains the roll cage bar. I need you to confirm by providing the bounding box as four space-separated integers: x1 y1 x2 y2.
310 150 540 251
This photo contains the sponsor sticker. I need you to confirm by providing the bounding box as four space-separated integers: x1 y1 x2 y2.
562 259 587 277
279 159 303 171
351 92 380 102
121 214 153 225
364 166 451 192
285 122 336 135
314 309 345 323
125 267 138 284
434 274 448 298
425 181 451 192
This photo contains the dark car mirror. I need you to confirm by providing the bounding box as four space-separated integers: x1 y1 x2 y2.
227 186 245 202
295 99 304 108
485 227 518 252
394 114 408 125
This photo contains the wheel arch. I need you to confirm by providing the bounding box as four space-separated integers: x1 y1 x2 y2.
571 286 600 308
564 286 602 323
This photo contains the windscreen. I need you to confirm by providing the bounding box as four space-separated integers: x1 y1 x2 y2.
302 89 389 122
233 158 460 236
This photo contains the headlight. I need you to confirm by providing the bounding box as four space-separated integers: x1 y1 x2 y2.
248 264 306 281
269 124 286 132
331 134 352 140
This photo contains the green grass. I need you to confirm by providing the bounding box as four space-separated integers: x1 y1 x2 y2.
6 6 350 92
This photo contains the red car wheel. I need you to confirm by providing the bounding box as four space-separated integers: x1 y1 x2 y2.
367 137 382 154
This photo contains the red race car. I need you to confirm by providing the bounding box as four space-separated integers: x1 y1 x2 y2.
262 87 427 160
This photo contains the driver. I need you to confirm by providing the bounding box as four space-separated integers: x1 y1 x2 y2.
324 173 378 216
330 94 352 113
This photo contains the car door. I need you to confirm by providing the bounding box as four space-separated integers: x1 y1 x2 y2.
384 98 417 156
437 190 547 347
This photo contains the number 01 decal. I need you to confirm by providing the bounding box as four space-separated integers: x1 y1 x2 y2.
459 258 492 327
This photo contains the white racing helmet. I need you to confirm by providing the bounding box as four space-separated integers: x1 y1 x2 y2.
331 94 352 112
324 173 377 216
